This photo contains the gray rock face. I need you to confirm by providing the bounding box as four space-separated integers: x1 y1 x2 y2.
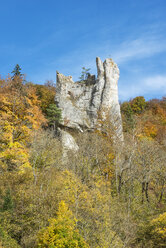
55 57 123 152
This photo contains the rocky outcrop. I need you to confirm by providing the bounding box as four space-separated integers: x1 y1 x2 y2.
55 57 123 153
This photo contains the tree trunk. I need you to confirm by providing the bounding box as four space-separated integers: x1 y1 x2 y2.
145 182 149 202
141 182 145 203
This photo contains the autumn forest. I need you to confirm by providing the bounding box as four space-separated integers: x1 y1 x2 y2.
0 66 166 248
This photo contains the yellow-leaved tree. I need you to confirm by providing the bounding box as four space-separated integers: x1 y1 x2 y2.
149 212 166 247
0 76 46 172
37 200 89 248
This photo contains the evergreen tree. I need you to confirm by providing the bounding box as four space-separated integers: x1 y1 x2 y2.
2 189 14 211
12 64 23 79
46 104 62 130
79 67 91 81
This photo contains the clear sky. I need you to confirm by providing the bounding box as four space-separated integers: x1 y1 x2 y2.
1 0 166 101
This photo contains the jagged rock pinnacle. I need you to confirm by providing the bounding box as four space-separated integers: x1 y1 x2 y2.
55 57 123 153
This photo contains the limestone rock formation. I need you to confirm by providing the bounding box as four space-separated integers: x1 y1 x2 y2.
55 57 123 152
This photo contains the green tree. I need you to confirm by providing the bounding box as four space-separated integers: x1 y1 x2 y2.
121 101 135 131
46 104 62 130
131 96 146 114
79 67 91 81
11 64 23 79
0 225 20 248
2 189 14 211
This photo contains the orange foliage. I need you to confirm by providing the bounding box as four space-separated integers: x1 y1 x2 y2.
0 77 47 171
144 122 158 138
33 82 56 114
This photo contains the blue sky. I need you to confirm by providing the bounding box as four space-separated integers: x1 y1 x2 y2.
1 0 166 101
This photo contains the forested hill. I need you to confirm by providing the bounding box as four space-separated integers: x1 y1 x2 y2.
0 74 166 248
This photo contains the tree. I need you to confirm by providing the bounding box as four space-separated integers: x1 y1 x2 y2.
2 188 14 211
37 201 89 248
46 104 62 130
11 64 23 79
34 83 56 115
79 67 91 81
0 225 20 248
0 77 47 172
131 96 146 114
139 212 166 247
149 212 166 247
121 101 135 131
